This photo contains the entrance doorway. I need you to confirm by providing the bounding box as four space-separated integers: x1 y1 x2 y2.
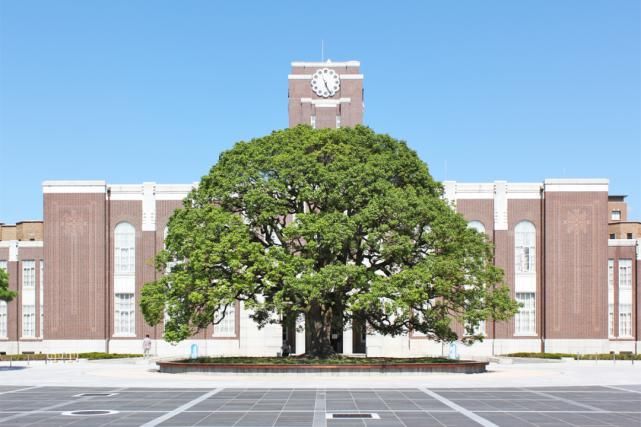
352 317 367 354
282 315 297 355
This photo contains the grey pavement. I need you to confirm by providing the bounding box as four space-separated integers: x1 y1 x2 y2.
0 385 640 427
1 358 641 389
1 360 640 426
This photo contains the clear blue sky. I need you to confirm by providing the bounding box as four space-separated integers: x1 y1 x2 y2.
1 1 640 224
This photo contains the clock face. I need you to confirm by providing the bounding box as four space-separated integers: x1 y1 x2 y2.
311 68 340 98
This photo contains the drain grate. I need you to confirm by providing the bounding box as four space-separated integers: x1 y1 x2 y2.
62 410 119 416
326 413 380 419
73 392 118 397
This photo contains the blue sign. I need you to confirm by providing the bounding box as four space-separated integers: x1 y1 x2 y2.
190 343 199 359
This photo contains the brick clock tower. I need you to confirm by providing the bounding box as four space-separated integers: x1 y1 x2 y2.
288 60 363 129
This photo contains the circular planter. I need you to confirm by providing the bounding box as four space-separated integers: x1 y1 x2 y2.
157 360 488 375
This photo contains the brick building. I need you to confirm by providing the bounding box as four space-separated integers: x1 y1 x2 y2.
0 60 639 357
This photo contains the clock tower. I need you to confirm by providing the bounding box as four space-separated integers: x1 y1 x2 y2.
288 60 363 129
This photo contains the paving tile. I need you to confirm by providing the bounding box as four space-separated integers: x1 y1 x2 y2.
0 385 639 427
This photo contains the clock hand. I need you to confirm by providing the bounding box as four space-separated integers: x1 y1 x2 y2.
322 75 330 92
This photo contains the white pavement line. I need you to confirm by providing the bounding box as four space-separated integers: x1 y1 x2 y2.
312 390 326 427
420 388 498 427
526 390 604 411
139 388 222 427
602 385 641 395
0 386 41 395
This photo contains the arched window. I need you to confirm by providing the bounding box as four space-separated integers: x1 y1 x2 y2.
114 222 135 336
115 223 136 274
467 220 486 234
515 221 536 273
465 221 486 336
514 220 536 335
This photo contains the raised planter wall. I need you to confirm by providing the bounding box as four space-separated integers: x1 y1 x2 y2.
157 360 488 375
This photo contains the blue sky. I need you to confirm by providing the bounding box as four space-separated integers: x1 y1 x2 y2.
1 1 639 224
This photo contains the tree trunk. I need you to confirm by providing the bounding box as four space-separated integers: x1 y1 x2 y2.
306 302 335 357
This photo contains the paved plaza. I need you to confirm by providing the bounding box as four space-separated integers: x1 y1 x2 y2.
0 384 639 427
1 360 641 426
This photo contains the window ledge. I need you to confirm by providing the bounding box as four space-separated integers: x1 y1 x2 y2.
112 334 137 338
514 333 538 337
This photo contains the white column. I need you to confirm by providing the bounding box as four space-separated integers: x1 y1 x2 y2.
494 180 508 231
142 182 156 232
342 322 353 355
443 181 456 208
8 240 18 262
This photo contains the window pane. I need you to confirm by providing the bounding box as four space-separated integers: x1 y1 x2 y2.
40 261 44 337
115 223 135 274
22 261 35 290
618 260 633 337
213 304 236 337
515 221 536 273
0 302 7 338
115 293 135 335
22 305 35 337
515 292 536 335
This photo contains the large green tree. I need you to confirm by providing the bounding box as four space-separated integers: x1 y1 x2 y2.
141 126 518 357
0 268 15 302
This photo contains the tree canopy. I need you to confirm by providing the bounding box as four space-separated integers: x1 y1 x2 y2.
0 268 15 302
141 125 518 356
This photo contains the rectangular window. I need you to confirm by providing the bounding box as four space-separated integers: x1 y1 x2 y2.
611 210 621 221
0 261 7 338
336 115 341 128
466 320 485 336
0 302 7 338
609 233 616 239
515 233 535 273
116 247 135 274
515 292 536 335
608 259 614 337
310 115 316 129
213 304 236 337
619 304 632 338
40 261 44 337
618 260 633 337
114 293 135 336
627 233 633 239
22 260 35 290
22 305 36 337
619 259 633 289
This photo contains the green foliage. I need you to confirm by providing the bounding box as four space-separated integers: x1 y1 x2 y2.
0 269 16 302
0 353 142 361
506 352 641 360
78 352 143 360
505 352 573 359
141 125 519 355
183 356 452 365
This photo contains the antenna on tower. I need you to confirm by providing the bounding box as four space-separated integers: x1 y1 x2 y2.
321 40 324 62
